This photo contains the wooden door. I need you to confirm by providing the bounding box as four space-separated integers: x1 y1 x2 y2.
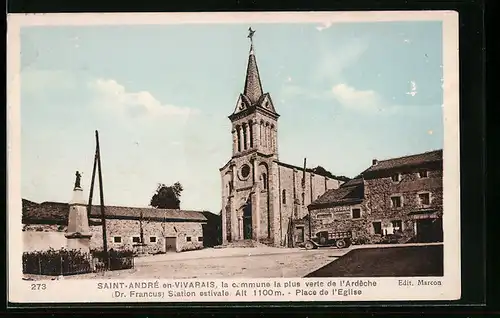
165 237 177 252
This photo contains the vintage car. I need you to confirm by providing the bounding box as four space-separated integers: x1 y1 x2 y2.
303 230 353 250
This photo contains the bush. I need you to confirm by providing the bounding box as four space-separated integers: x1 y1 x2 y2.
91 248 134 271
352 234 370 245
380 234 399 244
22 248 92 276
368 234 384 244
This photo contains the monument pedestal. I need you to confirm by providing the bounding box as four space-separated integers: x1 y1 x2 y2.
65 184 93 254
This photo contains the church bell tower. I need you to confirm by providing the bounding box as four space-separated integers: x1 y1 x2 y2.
228 27 280 159
221 27 280 245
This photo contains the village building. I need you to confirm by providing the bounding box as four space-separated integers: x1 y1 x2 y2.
219 31 345 247
22 198 220 254
301 149 444 245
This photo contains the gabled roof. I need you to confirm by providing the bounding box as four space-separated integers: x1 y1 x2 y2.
22 199 207 224
308 178 364 209
363 149 443 174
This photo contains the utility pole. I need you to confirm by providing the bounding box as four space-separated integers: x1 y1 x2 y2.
87 145 98 225
95 130 109 269
303 158 312 240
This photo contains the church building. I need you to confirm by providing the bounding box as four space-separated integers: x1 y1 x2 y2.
219 30 345 247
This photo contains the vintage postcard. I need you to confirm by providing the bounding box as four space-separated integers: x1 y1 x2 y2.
7 11 460 304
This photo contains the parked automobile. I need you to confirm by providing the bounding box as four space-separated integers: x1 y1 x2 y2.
302 230 353 250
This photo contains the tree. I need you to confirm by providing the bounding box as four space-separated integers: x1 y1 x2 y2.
150 182 184 209
312 165 351 182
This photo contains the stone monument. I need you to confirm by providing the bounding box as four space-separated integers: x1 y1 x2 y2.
65 171 93 253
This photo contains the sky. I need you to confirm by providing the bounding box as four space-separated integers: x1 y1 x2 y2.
19 21 444 214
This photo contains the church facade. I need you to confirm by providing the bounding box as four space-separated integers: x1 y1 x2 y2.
219 35 344 247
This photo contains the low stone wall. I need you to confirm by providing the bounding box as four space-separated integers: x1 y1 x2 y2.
23 231 67 252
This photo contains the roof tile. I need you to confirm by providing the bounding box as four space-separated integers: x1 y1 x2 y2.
309 178 364 208
364 149 442 173
22 199 207 224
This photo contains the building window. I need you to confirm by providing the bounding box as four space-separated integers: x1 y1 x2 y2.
240 164 251 179
418 170 428 178
198 237 203 242
237 127 242 152
391 173 401 182
113 236 122 243
352 208 361 219
316 213 331 219
261 173 268 190
391 196 402 208
372 222 382 235
149 236 157 243
301 192 305 205
228 181 233 193
392 220 403 232
418 192 431 206
249 123 254 148
132 236 141 243
282 189 286 204
186 236 192 242
243 125 248 150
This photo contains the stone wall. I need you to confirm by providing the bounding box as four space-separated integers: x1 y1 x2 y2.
277 164 341 246
363 166 443 242
89 219 204 253
23 224 68 252
306 203 371 244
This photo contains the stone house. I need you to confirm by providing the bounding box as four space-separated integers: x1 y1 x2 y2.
220 32 345 247
297 178 369 246
362 149 443 243
301 149 443 245
22 199 209 254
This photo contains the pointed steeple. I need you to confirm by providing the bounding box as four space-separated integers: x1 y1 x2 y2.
243 27 264 105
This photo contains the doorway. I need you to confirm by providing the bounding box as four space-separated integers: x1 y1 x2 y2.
295 226 305 244
165 237 177 252
243 203 252 240
416 218 443 243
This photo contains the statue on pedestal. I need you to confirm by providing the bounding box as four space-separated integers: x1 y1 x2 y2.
74 171 82 189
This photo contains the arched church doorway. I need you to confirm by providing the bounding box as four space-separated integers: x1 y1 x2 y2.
243 203 253 240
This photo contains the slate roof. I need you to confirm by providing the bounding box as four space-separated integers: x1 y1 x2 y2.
363 149 443 173
22 199 207 225
308 178 364 209
243 48 264 105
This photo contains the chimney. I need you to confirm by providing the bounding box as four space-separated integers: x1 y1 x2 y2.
372 159 378 166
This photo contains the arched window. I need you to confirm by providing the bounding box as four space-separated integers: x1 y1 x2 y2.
237 126 242 152
282 189 287 204
243 125 248 150
249 122 254 148
301 192 305 205
262 173 268 190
